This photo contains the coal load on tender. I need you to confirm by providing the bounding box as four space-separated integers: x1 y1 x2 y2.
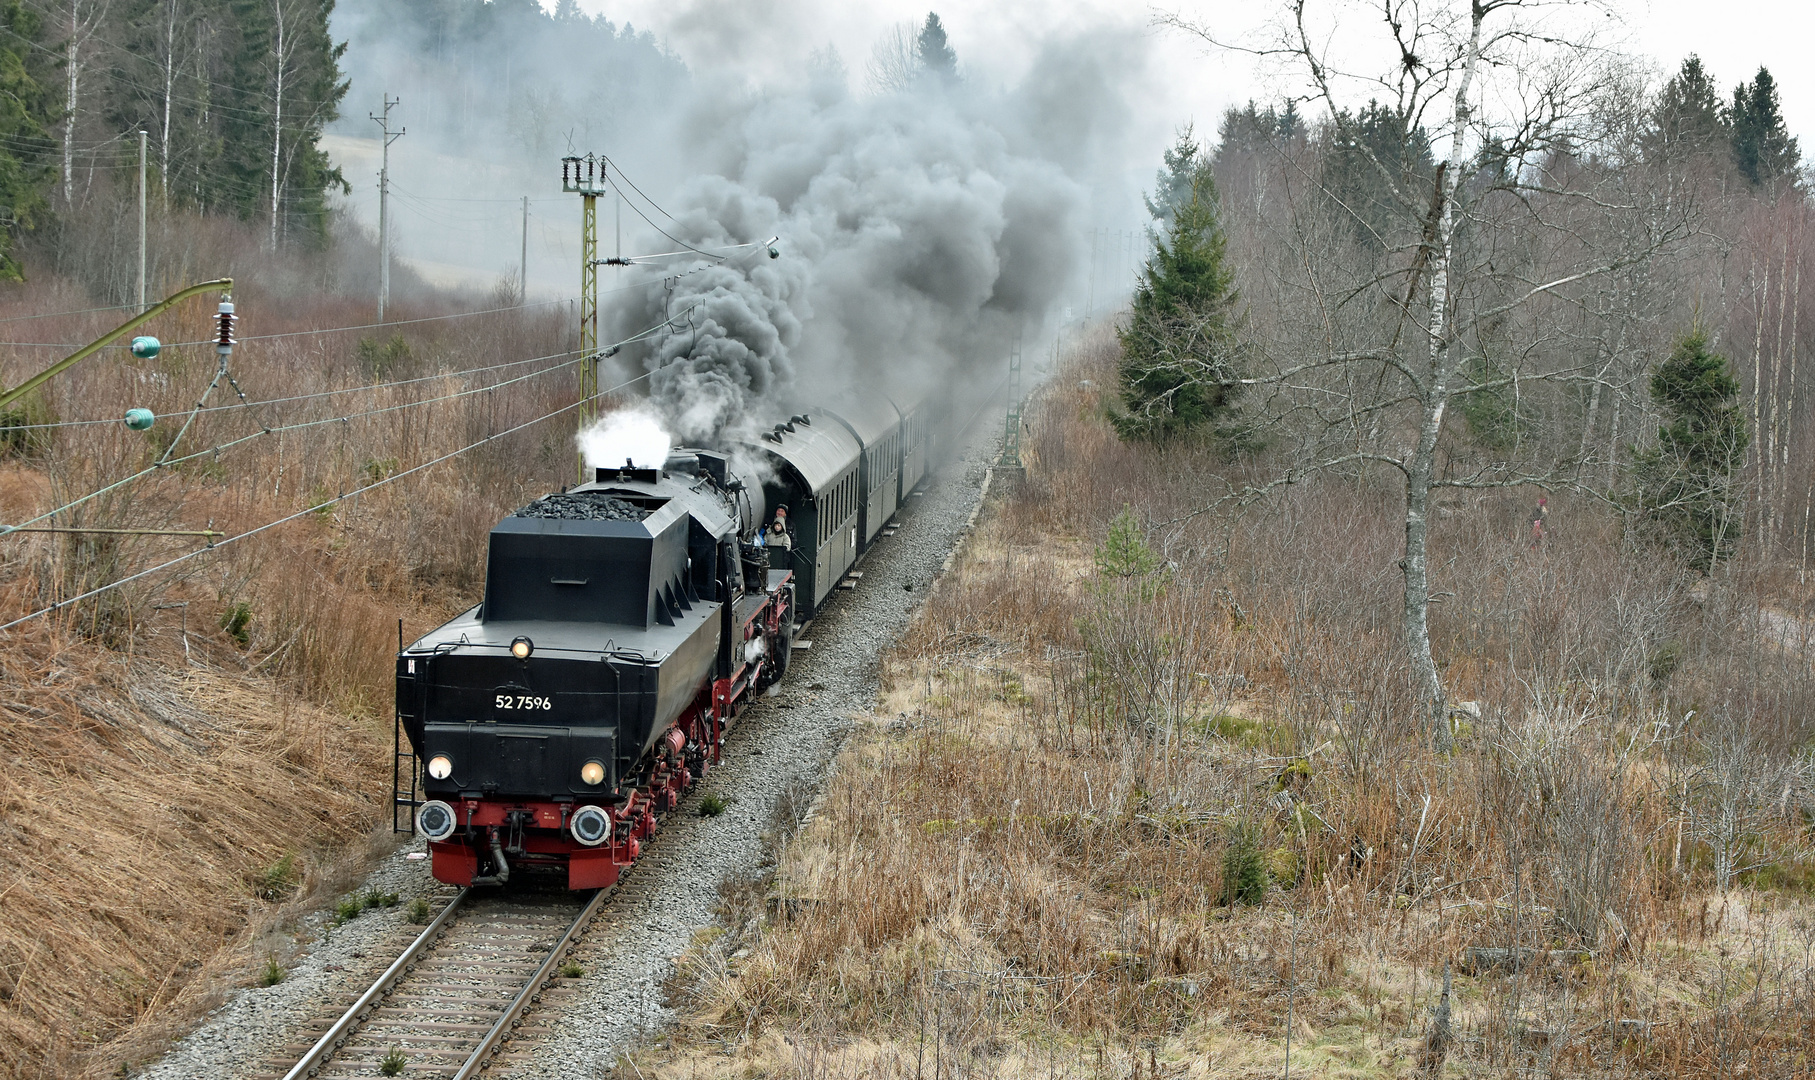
512 492 649 521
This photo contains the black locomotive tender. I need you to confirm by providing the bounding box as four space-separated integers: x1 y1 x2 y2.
396 388 937 889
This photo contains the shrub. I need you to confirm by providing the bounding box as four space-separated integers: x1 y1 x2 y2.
253 854 297 901
361 887 399 910
406 897 431 924
258 957 284 987
219 602 253 647
379 1047 407 1076
698 793 730 817
1222 823 1268 905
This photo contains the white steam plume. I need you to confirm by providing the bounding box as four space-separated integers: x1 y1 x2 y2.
577 407 674 470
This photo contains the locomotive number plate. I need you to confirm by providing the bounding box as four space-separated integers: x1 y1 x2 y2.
495 693 553 711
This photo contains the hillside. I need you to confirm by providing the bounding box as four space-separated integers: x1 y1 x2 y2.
659 327 1815 1080
0 264 582 1076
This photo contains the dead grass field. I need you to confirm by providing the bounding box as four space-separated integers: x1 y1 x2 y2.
657 326 1815 1080
0 228 586 1076
0 630 393 1078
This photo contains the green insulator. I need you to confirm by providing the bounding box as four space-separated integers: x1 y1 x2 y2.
124 408 155 430
130 336 161 359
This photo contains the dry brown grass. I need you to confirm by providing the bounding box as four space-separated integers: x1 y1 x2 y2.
659 324 1815 1080
0 218 590 1076
0 629 392 1078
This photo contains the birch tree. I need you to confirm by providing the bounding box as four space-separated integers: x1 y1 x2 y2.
60 0 109 205
1163 0 1693 747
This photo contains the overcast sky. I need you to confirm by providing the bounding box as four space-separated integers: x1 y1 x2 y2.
578 0 1815 174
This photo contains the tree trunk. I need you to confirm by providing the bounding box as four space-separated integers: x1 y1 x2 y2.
161 0 175 208
1403 394 1452 753
270 0 285 252
63 5 78 206
1401 1 1484 753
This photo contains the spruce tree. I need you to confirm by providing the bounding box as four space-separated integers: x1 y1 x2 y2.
1144 124 1202 236
1730 67 1800 187
1116 131 1241 445
1632 326 1751 572
915 13 956 82
1323 100 1436 249
1647 55 1727 159
0 0 55 278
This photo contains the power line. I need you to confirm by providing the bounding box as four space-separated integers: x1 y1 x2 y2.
0 311 685 536
0 355 578 535
2 350 581 430
0 364 664 635
0 296 579 351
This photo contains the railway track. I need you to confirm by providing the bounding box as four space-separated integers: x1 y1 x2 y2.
259 396 1011 1080
265 879 623 1080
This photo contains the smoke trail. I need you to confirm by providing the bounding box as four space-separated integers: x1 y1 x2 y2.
615 70 1091 445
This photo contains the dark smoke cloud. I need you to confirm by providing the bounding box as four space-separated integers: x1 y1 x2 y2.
612 58 1119 445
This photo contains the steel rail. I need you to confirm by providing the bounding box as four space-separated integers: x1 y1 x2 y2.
280 887 470 1080
452 884 612 1078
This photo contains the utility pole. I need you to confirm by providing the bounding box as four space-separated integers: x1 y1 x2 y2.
519 195 529 305
370 94 404 322
137 130 147 310
562 154 605 484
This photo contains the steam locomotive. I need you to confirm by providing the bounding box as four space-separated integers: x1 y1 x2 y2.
394 389 936 889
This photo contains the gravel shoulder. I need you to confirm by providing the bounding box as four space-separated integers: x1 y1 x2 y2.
130 415 998 1080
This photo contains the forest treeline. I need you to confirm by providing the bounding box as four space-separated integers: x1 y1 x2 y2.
0 0 681 287
1114 43 1815 739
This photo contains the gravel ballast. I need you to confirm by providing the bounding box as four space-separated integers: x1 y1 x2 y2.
132 418 997 1080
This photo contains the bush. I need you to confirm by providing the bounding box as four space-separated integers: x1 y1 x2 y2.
219 602 252 647
1222 823 1269 905
698 793 730 817
0 392 55 459
253 854 297 900
406 897 431 924
258 957 284 987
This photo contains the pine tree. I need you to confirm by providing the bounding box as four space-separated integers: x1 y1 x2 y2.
1632 326 1751 572
1117 131 1242 445
1323 99 1436 249
915 13 955 82
1730 67 1800 187
1646 55 1727 159
1144 124 1202 237
0 0 56 278
1212 102 1300 167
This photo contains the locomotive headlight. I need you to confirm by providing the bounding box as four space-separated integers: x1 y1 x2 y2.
427 754 454 780
580 760 606 786
571 805 610 847
417 799 458 841
511 636 534 660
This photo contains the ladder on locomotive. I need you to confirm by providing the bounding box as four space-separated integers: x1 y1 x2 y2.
392 618 421 835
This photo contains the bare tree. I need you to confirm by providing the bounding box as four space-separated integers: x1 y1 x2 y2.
865 21 920 96
1160 0 1693 747
61 0 111 206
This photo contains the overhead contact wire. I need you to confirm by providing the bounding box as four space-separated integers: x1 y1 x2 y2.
2 351 582 431
0 309 683 547
0 364 663 635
